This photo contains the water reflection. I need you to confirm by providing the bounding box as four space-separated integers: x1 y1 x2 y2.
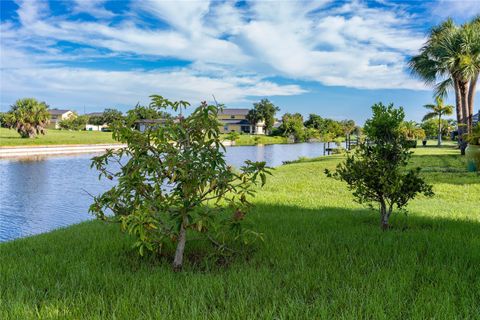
0 142 337 242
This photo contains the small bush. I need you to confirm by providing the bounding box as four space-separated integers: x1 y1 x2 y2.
326 103 433 230
90 95 271 271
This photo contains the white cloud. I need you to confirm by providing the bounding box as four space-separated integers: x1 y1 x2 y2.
431 0 480 20
0 66 305 111
1 0 430 109
71 0 115 19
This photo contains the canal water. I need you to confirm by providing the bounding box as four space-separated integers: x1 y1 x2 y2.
0 142 339 242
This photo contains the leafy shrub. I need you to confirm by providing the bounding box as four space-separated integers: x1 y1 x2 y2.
90 95 271 270
225 131 240 143
326 103 434 230
59 114 88 130
465 124 480 145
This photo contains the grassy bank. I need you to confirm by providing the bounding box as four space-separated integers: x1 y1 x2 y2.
222 134 288 146
0 128 117 146
0 128 286 147
1 146 479 319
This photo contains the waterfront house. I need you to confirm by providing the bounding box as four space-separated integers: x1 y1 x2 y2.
85 112 108 131
135 119 168 132
48 109 76 129
218 109 264 134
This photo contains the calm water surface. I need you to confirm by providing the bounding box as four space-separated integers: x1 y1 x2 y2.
0 142 337 242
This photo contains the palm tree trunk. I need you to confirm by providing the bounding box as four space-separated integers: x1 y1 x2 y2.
468 74 478 133
458 80 470 155
454 78 464 136
460 80 470 130
438 114 442 146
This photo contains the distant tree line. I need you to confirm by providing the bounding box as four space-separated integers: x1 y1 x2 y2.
276 113 358 143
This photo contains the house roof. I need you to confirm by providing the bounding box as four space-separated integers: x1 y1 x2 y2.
48 109 72 115
135 118 180 124
220 119 251 125
135 119 167 124
218 108 249 116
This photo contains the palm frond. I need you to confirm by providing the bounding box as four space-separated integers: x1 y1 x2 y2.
434 78 453 98
422 112 438 121
443 105 454 116
423 104 436 111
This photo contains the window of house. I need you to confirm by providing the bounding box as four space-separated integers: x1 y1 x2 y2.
241 126 250 133
230 115 235 119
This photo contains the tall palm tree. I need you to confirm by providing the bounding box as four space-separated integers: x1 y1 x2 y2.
422 97 454 146
7 98 50 138
464 16 480 131
409 17 480 146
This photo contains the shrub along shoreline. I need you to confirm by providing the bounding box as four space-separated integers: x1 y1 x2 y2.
0 146 478 318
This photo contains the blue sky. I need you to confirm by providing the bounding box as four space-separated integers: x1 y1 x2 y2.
1 0 479 124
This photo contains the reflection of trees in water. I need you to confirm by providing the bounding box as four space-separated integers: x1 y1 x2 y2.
1 143 343 241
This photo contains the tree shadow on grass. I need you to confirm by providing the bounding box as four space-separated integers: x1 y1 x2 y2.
2 203 479 273
1 204 480 318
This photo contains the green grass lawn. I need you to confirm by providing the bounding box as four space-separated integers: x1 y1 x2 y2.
222 133 288 145
1 146 479 319
0 128 117 146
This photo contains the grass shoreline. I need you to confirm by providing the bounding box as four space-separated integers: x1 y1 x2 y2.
1 145 479 319
1 128 289 147
0 127 117 146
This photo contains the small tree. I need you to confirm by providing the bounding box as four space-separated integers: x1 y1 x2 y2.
225 131 240 143
59 114 89 130
326 103 434 230
88 115 106 126
126 104 172 122
6 98 50 138
246 108 263 134
102 108 124 125
253 99 280 134
280 113 306 142
422 97 454 146
90 95 270 271
341 119 356 137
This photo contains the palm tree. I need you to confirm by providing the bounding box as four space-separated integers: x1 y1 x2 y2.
409 17 480 145
401 121 425 141
246 108 263 134
463 17 480 131
422 97 454 146
7 98 50 138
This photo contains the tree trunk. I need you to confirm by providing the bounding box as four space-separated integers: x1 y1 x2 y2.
438 114 442 146
459 80 470 131
468 74 478 134
458 80 470 155
173 216 188 271
454 78 463 136
380 200 389 230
